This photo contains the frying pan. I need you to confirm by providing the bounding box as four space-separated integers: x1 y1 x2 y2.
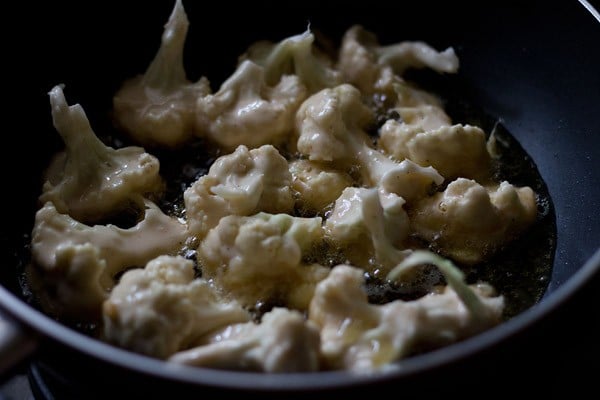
1 0 598 397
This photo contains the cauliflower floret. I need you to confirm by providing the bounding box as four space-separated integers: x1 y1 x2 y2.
309 261 503 372
169 307 320 372
296 84 443 203
377 79 453 150
325 187 410 275
242 29 341 93
385 101 451 134
198 213 328 310
196 60 306 150
338 25 458 96
289 159 353 215
380 123 492 181
41 85 163 223
112 0 210 148
295 84 372 164
102 255 250 359
393 78 452 110
184 144 294 238
26 243 106 320
30 201 188 319
410 178 537 265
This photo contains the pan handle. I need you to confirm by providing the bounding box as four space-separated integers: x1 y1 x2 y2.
0 309 38 380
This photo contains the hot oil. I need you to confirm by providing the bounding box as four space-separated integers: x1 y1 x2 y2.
17 70 555 332
467 122 556 318
400 69 557 319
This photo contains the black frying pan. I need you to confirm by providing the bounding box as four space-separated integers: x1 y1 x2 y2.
1 0 599 397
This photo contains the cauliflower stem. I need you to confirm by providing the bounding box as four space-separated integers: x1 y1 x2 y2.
388 250 490 320
244 29 341 93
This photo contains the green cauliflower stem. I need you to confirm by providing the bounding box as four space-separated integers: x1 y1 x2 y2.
309 264 503 371
387 250 491 320
243 29 341 93
112 0 210 148
42 85 163 223
295 84 443 203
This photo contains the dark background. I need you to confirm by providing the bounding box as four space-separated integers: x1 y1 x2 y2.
1 0 599 397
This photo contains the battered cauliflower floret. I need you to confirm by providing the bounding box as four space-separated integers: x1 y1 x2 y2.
198 213 328 310
410 178 538 265
377 81 453 152
338 25 459 96
26 243 106 320
325 187 410 275
169 307 320 372
294 84 372 164
103 256 250 359
184 144 294 238
29 201 187 319
41 85 163 223
309 263 503 372
289 159 353 215
242 29 341 93
380 123 492 181
295 84 443 203
196 60 306 150
112 0 210 148
384 101 451 134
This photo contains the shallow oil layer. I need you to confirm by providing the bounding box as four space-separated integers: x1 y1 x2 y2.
402 69 557 318
14 69 556 333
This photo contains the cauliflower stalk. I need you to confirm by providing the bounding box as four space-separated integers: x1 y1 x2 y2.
41 85 163 223
103 256 250 359
296 84 443 203
184 144 294 238
29 200 187 319
113 0 211 148
169 308 320 372
325 187 410 276
338 25 459 96
309 255 503 372
198 213 328 310
242 28 341 93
